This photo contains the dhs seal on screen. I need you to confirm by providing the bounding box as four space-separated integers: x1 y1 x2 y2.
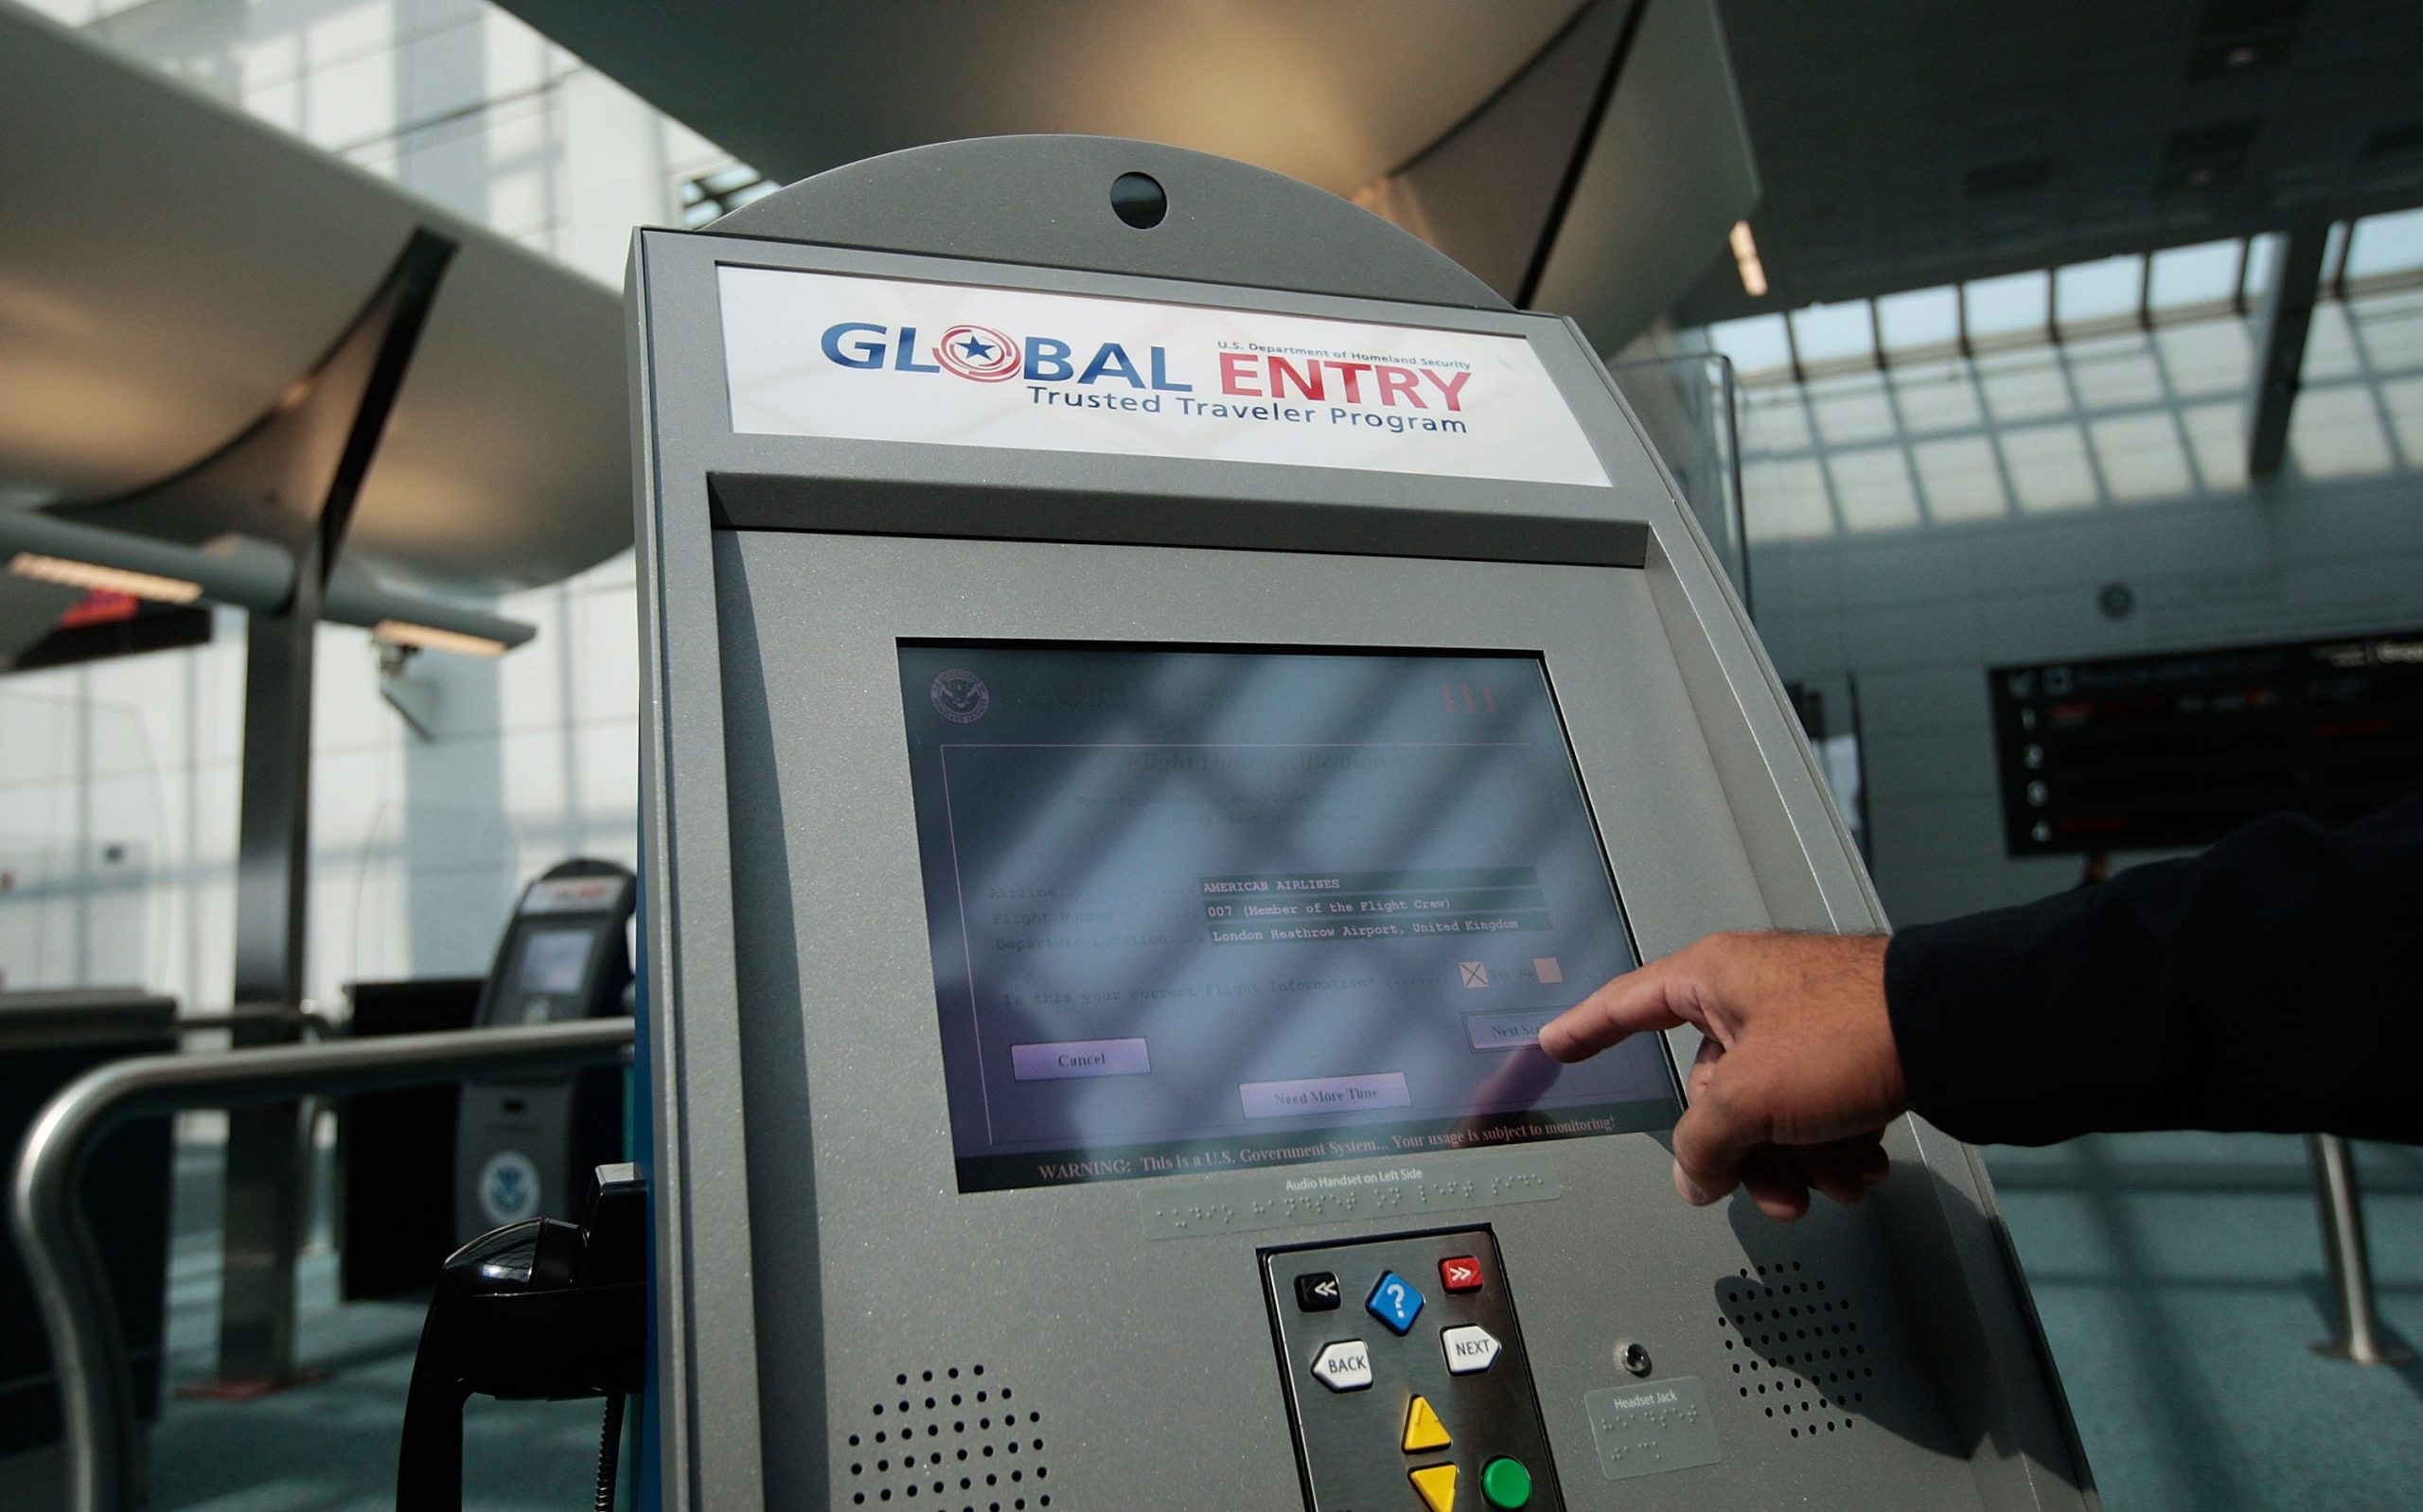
931 670 990 723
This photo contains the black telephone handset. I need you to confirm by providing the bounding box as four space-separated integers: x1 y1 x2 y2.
398 1163 647 1511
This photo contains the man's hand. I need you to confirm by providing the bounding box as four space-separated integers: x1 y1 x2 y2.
1538 932 1906 1221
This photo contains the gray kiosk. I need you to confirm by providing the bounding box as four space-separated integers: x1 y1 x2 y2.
453 858 635 1241
631 138 2094 1512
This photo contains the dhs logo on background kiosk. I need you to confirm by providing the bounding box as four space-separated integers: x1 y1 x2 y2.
477 1150 542 1227
716 266 1612 489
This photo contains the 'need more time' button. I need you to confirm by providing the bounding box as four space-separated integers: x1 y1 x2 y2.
1010 1038 1152 1081
1238 1072 1411 1119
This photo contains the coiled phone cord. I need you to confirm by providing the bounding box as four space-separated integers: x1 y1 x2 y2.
592 1393 626 1512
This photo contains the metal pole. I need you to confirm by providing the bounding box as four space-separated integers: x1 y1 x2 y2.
1713 353 1750 622
2307 1133 2414 1364
9 1019 634 1512
210 228 455 1396
214 597 320 1395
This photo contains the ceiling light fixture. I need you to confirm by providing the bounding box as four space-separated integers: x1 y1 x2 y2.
8 551 203 604
369 619 509 658
1 509 536 656
1730 221 1769 298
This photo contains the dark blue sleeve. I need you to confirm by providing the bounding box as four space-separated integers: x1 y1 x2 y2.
1882 794 2423 1146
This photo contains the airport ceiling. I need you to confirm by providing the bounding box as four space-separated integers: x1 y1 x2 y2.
492 0 1760 349
0 4 629 599
17 0 2415 624
495 0 1596 201
499 0 2423 336
1671 0 2423 325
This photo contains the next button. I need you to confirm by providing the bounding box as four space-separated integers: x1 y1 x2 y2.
1238 1072 1411 1120
1465 1011 1562 1050
1009 1038 1152 1081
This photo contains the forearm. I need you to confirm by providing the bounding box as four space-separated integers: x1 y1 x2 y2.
1884 795 2423 1146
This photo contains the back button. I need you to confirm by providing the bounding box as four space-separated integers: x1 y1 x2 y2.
1310 1340 1374 1393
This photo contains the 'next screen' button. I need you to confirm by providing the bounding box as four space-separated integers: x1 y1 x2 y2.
1464 1011 1562 1050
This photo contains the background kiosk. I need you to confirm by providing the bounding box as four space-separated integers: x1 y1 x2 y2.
630 138 2095 1512
453 859 635 1243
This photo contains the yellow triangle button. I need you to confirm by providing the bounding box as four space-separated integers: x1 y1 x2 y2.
1409 1462 1459 1512
1404 1395 1453 1453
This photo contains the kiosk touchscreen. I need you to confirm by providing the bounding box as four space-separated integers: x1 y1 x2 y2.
897 644 1676 1193
630 139 2094 1512
453 859 635 1241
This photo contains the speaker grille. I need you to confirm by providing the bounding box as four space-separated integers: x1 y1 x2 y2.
1718 1258 1876 1443
844 1363 1052 1510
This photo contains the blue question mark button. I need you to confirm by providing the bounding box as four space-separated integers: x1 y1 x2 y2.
1366 1270 1425 1334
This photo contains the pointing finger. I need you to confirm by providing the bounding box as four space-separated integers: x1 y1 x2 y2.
1539 957 1693 1064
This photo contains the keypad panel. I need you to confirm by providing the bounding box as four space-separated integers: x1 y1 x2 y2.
1265 1227 1561 1512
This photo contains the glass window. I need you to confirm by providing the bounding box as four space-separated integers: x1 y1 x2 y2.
1705 313 1793 377
1742 456 1838 542
1738 389 1813 449
1824 445 1921 533
1875 286 1958 352
2000 422 2098 512
1788 302 1875 366
2148 240 2239 310
1964 271 2051 340
2088 414 2196 503
1890 366 1984 432
1910 436 2010 523
2290 386 2397 479
2239 234 2281 304
2300 304 2360 382
2344 208 2423 282
2054 256 2142 330
2154 322 2254 397
1809 376 1896 446
680 162 775 228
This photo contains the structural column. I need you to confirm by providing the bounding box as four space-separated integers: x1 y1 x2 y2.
211 560 324 1389
2248 221 2329 480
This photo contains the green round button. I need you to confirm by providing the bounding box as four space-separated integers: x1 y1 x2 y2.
1481 1456 1533 1509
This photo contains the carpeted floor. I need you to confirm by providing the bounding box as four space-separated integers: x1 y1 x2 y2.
32 1131 2423 1510
140 1141 605 1512
1984 1132 2423 1512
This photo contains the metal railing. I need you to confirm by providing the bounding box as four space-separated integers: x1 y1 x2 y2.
171 1004 337 1040
2307 1134 2415 1364
9 1018 636 1512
